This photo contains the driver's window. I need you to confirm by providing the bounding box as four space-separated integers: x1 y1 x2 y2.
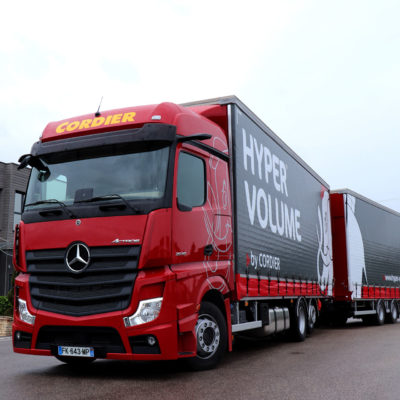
177 152 205 210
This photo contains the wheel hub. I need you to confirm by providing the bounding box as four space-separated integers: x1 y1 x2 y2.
195 314 220 359
309 305 317 325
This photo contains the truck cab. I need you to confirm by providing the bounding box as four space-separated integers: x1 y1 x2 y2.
13 101 233 369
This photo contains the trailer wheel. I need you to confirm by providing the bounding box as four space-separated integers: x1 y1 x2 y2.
386 300 398 324
375 300 385 326
307 301 317 334
290 299 307 342
186 301 227 370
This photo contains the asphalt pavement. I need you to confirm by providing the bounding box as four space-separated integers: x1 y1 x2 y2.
1 320 400 400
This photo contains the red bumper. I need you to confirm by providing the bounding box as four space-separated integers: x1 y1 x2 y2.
13 317 182 361
12 268 197 361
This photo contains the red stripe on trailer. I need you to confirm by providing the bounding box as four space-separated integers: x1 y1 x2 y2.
235 274 328 300
361 286 400 299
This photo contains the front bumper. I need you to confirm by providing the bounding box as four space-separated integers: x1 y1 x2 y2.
12 267 197 361
13 317 180 360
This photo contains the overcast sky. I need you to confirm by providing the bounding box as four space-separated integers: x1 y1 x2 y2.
1 1 399 210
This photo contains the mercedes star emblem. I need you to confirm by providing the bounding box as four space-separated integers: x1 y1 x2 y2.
65 242 90 273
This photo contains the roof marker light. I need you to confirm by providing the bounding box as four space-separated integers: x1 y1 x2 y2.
151 115 162 120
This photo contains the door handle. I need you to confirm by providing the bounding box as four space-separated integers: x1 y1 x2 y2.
204 244 214 256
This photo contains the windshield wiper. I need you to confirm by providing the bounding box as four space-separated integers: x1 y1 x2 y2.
25 199 77 218
75 194 140 214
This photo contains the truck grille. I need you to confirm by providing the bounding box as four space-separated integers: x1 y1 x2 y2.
27 246 140 316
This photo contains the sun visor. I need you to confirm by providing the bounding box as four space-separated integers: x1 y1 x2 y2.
31 123 177 157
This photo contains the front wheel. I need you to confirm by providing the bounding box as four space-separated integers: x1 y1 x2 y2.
290 299 307 342
186 301 227 370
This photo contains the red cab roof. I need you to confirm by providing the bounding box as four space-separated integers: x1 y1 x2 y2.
41 102 228 154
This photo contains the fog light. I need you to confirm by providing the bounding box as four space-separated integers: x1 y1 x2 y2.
16 331 21 341
124 297 163 327
18 299 36 325
147 335 156 346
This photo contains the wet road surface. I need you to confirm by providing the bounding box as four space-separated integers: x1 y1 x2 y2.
1 320 400 400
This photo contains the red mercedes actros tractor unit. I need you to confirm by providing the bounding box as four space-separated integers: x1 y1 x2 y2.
12 96 400 369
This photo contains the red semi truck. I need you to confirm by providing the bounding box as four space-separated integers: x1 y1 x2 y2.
12 96 400 369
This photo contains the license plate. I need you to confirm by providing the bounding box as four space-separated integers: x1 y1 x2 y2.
58 346 94 358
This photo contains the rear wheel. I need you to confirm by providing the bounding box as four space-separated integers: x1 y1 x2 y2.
186 301 227 370
386 300 398 324
290 299 307 342
375 300 385 326
307 301 317 334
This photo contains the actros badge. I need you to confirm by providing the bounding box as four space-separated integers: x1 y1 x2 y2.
65 242 90 274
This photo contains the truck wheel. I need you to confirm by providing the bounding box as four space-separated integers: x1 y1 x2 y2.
375 300 385 326
307 301 317 334
386 300 398 324
186 301 227 370
290 299 307 342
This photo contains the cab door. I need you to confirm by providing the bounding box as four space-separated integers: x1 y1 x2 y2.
172 145 212 265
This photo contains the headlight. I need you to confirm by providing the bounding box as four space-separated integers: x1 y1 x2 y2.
18 299 35 325
124 297 163 327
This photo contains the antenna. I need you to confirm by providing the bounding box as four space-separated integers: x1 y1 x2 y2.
95 96 103 117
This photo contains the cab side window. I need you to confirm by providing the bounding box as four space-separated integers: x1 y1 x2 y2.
177 152 206 210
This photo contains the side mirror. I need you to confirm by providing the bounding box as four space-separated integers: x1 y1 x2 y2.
18 154 32 170
18 154 50 179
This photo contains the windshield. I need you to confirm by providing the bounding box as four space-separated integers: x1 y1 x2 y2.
25 144 170 211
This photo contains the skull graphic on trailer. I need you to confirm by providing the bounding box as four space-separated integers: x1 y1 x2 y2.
346 194 367 298
317 190 333 293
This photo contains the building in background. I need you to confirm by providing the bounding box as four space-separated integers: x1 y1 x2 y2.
0 162 30 296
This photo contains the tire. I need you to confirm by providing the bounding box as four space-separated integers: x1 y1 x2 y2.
375 300 385 326
290 299 307 342
55 355 95 366
307 301 317 334
186 301 227 371
386 300 398 324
